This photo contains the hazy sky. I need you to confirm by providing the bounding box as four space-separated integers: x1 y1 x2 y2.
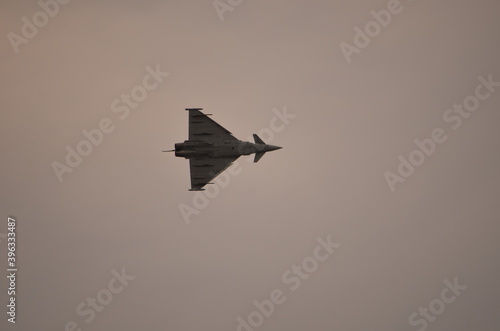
1 1 499 330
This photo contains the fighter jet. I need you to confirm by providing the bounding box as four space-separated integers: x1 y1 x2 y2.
164 108 282 191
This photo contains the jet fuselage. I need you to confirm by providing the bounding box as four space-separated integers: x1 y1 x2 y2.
174 140 281 159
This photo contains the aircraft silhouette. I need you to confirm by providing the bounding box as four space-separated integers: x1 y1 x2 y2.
165 108 282 191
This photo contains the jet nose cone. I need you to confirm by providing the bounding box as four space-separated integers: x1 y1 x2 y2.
267 145 282 152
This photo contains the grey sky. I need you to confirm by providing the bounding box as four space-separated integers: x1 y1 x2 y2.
1 0 499 330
